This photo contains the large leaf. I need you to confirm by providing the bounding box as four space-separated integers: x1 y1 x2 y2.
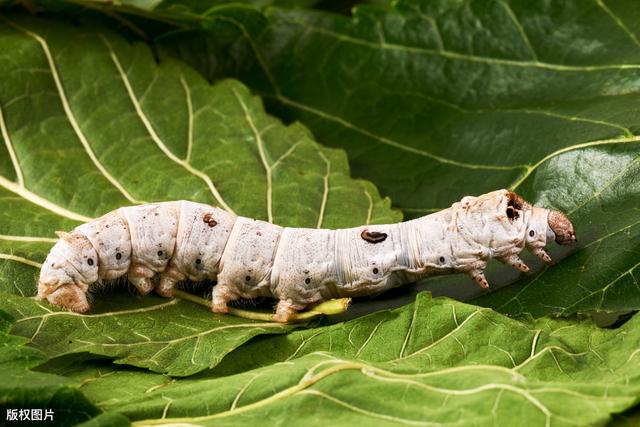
2 291 296 376
158 0 640 215
0 311 106 426
0 12 399 375
2 5 639 427
78 0 640 317
40 293 640 426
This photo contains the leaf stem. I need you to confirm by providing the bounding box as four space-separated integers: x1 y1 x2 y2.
172 289 351 323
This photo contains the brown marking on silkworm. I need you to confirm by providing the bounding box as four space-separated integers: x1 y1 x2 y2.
506 191 524 209
361 229 387 243
203 213 218 228
505 191 526 221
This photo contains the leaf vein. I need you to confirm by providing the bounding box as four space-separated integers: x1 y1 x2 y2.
1 17 143 204
0 103 24 187
99 35 235 214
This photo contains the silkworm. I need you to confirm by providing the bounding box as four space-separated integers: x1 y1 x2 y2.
37 190 576 322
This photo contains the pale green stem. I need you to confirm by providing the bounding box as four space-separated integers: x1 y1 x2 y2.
172 289 351 323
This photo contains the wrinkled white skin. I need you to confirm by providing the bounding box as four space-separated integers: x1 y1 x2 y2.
38 190 569 322
118 203 180 295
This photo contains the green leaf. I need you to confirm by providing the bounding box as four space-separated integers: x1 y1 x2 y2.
3 4 639 426
41 294 640 426
608 406 640 427
0 311 103 426
3 291 296 376
113 0 640 317
74 412 131 427
0 12 399 375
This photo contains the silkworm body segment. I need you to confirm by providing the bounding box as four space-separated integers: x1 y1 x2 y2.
37 190 576 321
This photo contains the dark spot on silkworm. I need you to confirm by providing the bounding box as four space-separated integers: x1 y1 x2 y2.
361 229 387 243
529 230 535 237
195 259 202 264
256 231 262 236
155 213 159 216
87 258 94 266
439 256 445 263
506 191 524 209
305 278 311 284
203 213 218 228
304 270 309 274
245 276 251 282
372 268 379 274
116 252 122 260
51 263 54 267
105 225 109 228
157 251 163 257
506 191 525 221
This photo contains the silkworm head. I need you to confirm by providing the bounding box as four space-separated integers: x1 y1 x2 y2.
548 210 577 245
38 232 98 306
45 282 91 313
